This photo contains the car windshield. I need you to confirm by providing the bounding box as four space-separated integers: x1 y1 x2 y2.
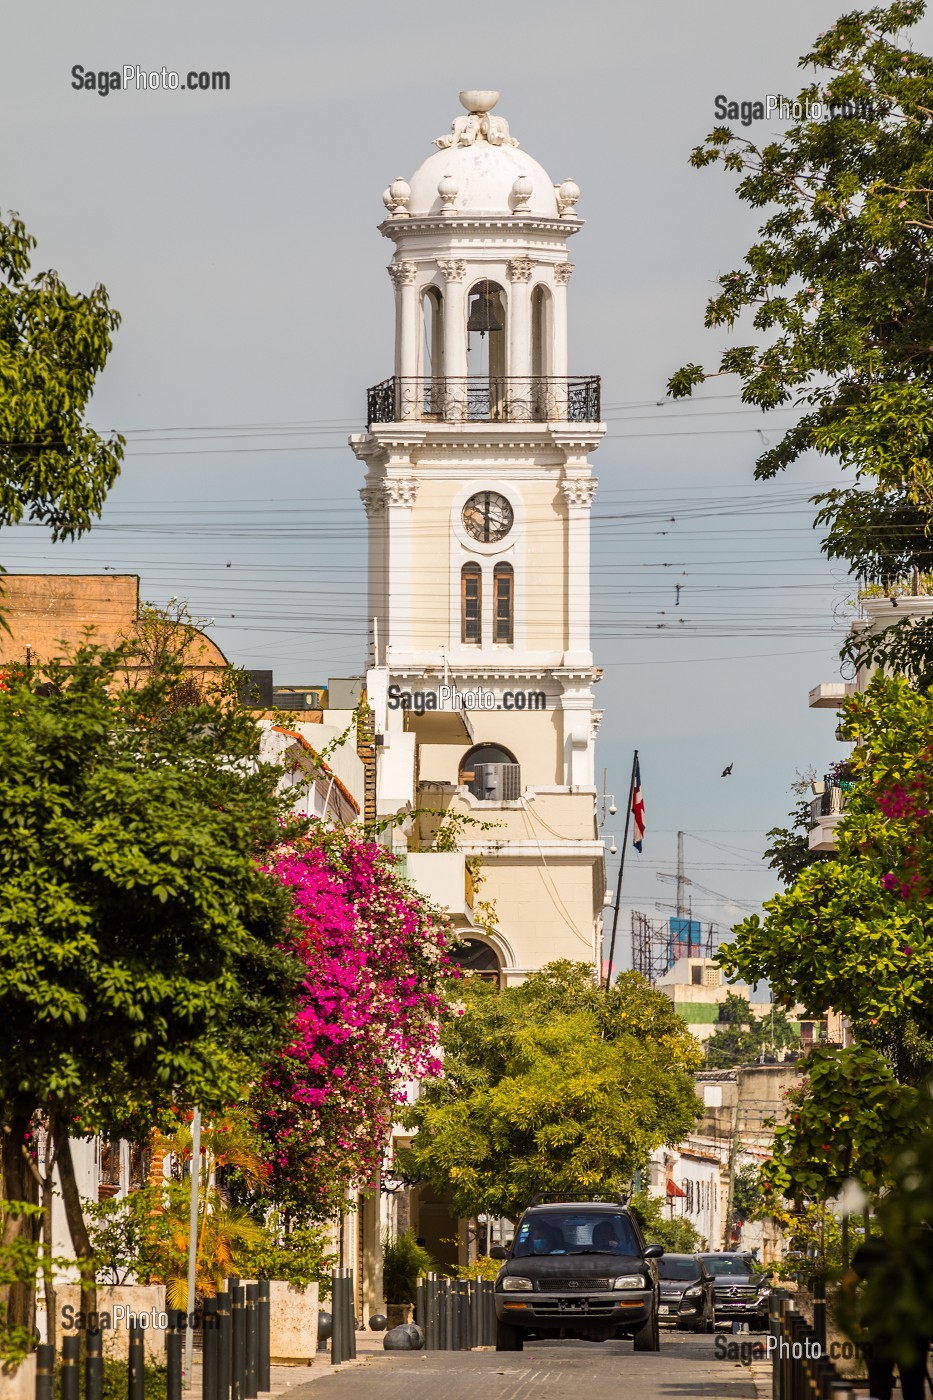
657 1257 700 1281
512 1211 639 1257
702 1255 758 1277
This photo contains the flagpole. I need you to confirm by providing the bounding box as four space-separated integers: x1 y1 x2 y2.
604 749 639 993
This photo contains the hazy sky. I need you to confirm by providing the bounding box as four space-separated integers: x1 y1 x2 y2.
5 0 929 954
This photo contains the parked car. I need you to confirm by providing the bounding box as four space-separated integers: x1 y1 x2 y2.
490 1194 664 1352
656 1253 715 1332
699 1252 772 1330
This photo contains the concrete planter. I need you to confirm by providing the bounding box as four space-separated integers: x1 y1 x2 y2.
267 1281 319 1365
54 1284 168 1364
385 1303 413 1328
0 1352 36 1400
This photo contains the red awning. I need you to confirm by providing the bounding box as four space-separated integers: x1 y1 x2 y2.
666 1178 687 1198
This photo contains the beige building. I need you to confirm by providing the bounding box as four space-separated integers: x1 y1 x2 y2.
351 89 607 987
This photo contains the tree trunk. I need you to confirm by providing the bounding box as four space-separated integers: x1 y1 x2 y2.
41 1132 58 1349
1 1113 40 1342
51 1117 97 1323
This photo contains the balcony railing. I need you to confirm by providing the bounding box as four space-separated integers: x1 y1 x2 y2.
809 779 853 823
366 375 601 427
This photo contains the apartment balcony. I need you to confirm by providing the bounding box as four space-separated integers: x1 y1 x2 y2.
808 682 857 709
366 374 601 427
397 851 473 919
809 779 853 851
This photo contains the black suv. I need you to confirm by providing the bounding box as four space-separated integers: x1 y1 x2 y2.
699 1252 772 1330
656 1253 716 1332
491 1195 663 1352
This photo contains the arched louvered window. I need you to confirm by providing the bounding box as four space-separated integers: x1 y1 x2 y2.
493 562 513 644
461 563 481 644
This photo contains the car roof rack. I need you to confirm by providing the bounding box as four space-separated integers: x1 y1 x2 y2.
527 1192 629 1206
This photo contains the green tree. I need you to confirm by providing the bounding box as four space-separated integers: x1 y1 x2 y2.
0 645 299 1335
0 211 123 545
667 1 933 680
721 675 933 1080
704 993 799 1068
629 1191 707 1253
764 799 832 888
405 962 702 1220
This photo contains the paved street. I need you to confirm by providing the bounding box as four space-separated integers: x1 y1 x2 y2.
287 1332 758 1400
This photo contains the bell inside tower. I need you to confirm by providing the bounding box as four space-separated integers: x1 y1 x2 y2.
466 279 506 420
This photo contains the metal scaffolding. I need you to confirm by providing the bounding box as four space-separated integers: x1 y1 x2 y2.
630 910 721 984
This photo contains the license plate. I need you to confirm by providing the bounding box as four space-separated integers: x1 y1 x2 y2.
557 1299 589 1313
658 1306 671 1316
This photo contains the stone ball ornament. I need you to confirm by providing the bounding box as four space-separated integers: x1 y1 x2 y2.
368 1313 388 1331
510 173 533 212
557 178 581 218
382 176 412 217
383 1322 425 1350
437 173 459 212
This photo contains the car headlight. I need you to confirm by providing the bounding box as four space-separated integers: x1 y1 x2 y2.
501 1277 533 1292
612 1275 647 1290
683 1287 703 1299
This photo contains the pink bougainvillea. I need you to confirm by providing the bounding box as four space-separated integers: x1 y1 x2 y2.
253 825 455 1219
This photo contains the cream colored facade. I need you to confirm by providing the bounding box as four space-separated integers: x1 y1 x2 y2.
350 91 607 987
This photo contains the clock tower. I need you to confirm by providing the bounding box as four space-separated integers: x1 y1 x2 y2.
351 91 606 982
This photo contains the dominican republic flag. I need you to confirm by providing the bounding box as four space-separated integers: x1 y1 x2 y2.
631 759 645 853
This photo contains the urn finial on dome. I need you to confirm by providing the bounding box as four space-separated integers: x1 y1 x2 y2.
437 173 459 214
557 178 581 218
382 176 411 218
510 174 533 214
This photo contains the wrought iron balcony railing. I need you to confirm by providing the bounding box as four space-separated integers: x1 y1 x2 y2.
366 375 600 427
810 778 854 823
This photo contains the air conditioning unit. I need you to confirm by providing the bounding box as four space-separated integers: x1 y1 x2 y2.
472 762 521 801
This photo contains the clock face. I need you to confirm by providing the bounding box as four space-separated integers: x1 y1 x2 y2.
462 491 514 543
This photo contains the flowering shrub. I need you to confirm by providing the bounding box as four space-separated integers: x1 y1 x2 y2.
254 825 455 1219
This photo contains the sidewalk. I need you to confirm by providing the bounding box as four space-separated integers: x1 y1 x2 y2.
184 1330 392 1397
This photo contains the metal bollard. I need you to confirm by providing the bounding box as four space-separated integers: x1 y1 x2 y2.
445 1278 456 1351
330 1271 344 1366
128 1321 146 1400
345 1272 357 1360
423 1274 437 1351
35 1343 55 1400
202 1297 219 1400
245 1285 258 1400
217 1292 231 1400
166 1309 184 1400
257 1282 270 1393
86 1328 104 1400
61 1335 81 1400
231 1286 246 1400
416 1279 425 1333
812 1275 827 1352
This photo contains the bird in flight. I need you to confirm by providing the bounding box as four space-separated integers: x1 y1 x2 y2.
721 763 733 777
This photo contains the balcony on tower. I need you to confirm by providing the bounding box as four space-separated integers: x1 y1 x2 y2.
367 372 600 426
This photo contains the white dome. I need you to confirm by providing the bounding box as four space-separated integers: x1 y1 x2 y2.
408 142 559 219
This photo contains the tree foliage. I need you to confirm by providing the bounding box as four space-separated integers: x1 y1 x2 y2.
629 1191 707 1253
721 675 933 1078
760 1045 927 1202
764 799 832 887
249 827 455 1222
0 211 123 540
704 993 799 1068
668 1 933 678
0 645 298 1330
405 962 702 1220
